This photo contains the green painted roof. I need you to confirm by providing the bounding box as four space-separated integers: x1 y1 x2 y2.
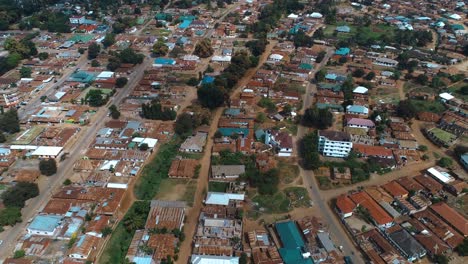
276 221 304 249
279 248 314 264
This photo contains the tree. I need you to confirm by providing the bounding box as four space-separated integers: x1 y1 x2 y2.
141 100 177 120
299 132 321 170
437 157 453 168
0 207 22 226
38 52 49 60
418 145 428 152
197 83 225 109
245 39 267 57
86 89 105 107
13 250 25 259
364 71 376 81
102 33 116 48
88 42 101 60
108 104 120 119
119 48 144 64
78 48 85 54
338 56 348 64
193 38 214 58
301 107 333 129
292 30 313 48
116 77 128 88
456 238 468 256
152 39 169 56
352 69 366 78
39 159 57 176
175 113 194 136
315 50 326 63
186 77 199 86
91 60 100 67
102 226 112 237
397 100 417 120
0 109 20 134
214 130 223 139
63 179 72 185
0 133 6 143
139 143 149 151
315 69 327 82
433 254 449 264
19 67 32 78
2 182 39 208
107 56 121 71
415 74 428 85
239 253 248 264
256 112 267 123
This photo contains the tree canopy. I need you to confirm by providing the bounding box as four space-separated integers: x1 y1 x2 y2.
0 109 20 134
85 89 106 107
301 107 333 129
193 38 214 58
39 159 57 176
197 83 225 109
2 182 39 208
88 42 101 60
141 100 177 121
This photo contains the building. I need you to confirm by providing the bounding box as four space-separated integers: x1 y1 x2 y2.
350 191 394 229
168 159 198 178
461 153 468 170
385 227 426 262
179 132 207 153
346 118 375 129
211 165 246 181
145 200 186 231
430 202 468 237
27 215 63 236
190 255 239 264
205 192 245 206
275 221 313 264
318 130 353 158
373 57 398 67
31 146 64 159
68 234 100 260
346 105 369 116
69 16 85 24
335 195 356 219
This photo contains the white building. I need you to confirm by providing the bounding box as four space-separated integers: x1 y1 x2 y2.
191 255 239 264
27 215 62 236
69 15 86 24
318 130 353 158
373 57 398 67
31 146 63 159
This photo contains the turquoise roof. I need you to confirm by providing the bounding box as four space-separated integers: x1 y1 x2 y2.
279 248 314 264
224 108 241 116
179 19 192 29
335 47 350 56
154 58 176 65
317 103 344 111
299 63 313 70
336 25 350 32
451 24 464 30
29 215 62 232
346 105 368 114
218 128 249 136
276 221 304 249
69 71 95 83
133 256 153 264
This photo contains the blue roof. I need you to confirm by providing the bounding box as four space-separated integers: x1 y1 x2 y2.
346 105 369 114
0 148 10 155
218 128 249 137
461 153 468 167
154 58 176 65
202 75 215 84
29 215 62 232
133 256 153 264
179 20 192 29
224 108 241 116
275 221 305 249
335 47 350 56
325 73 337 80
76 235 86 247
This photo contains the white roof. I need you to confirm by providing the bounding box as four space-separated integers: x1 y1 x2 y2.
269 54 283 60
96 71 114 79
100 160 119 170
439 92 454 101
449 14 461 20
31 146 63 156
191 255 239 264
427 167 455 183
10 145 38 150
211 55 231 62
132 137 158 148
205 192 245 206
55 91 66 100
288 13 299 19
309 12 323 18
353 86 368 94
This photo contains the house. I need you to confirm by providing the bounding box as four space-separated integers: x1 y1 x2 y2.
336 25 351 33
350 191 394 229
353 144 394 159
346 118 375 129
335 47 350 56
205 192 244 206
318 130 353 158
190 255 239 264
426 166 455 184
430 202 468 237
31 146 63 159
27 215 63 236
385 227 426 262
268 54 284 63
70 16 85 24
265 130 293 157
335 195 356 219
346 105 369 116
211 165 245 181
179 132 207 153
373 57 398 67
382 181 409 199
145 200 186 231
68 234 100 260
275 221 313 264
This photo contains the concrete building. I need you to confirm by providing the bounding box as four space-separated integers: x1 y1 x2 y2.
318 130 353 158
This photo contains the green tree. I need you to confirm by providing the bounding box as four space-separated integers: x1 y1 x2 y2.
256 112 267 123
152 39 169 56
301 107 333 129
239 253 248 264
437 157 453 168
63 179 72 185
2 182 39 208
456 238 468 256
102 33 116 48
193 38 214 58
39 159 57 176
197 83 225 109
88 42 101 60
0 207 22 226
0 132 6 143
364 71 376 81
0 109 20 134
107 56 121 71
433 254 449 264
85 89 105 107
108 104 121 119
315 69 327 82
141 100 177 120
102 226 112 237
19 67 32 78
116 77 128 88
38 52 49 60
139 143 149 151
13 250 25 259
299 131 321 170
397 100 417 120
353 69 366 78
91 60 100 67
119 48 144 64
186 77 199 86
315 50 326 63
174 113 194 136
415 74 429 85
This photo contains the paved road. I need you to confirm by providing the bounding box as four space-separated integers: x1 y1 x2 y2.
294 47 365 264
0 57 152 260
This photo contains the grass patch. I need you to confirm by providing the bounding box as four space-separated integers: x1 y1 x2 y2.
208 181 229 192
99 201 150 264
316 176 332 190
180 152 204 160
448 83 468 101
410 99 446 113
134 138 181 200
278 160 299 184
283 187 311 208
428 128 457 145
181 180 197 207
253 192 291 214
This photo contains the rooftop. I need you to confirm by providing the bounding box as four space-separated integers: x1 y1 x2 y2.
28 215 62 232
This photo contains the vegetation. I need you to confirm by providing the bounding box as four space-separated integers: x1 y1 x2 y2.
13 249 25 259
197 83 225 109
100 201 150 264
193 38 214 58
85 89 106 107
116 77 128 88
19 67 32 78
108 105 121 120
432 254 449 264
102 33 116 48
152 38 169 56
208 182 229 192
437 157 453 168
301 107 333 129
2 182 39 208
0 207 22 226
88 42 101 60
63 179 72 185
134 139 181 200
141 100 177 121
456 238 468 256
39 159 57 176
0 109 20 134
0 35 38 75
299 131 321 170
174 113 193 136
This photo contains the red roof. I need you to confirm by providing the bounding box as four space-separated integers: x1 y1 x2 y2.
353 144 393 157
431 202 468 236
336 195 356 214
381 181 409 198
350 191 393 226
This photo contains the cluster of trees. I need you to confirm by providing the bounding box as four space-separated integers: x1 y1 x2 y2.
152 38 169 56
0 110 20 140
39 159 57 176
301 107 333 129
395 30 433 47
291 30 313 48
174 108 210 136
193 38 214 58
251 0 304 37
299 131 321 170
0 34 38 75
19 11 71 32
108 104 121 119
122 201 150 233
116 77 128 88
102 33 116 49
197 83 226 109
85 89 107 107
245 39 267 57
107 48 145 71
0 0 63 30
0 181 40 229
141 100 177 121
88 42 101 60
112 16 137 34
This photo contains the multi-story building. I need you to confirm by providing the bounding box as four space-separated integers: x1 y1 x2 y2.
318 130 353 158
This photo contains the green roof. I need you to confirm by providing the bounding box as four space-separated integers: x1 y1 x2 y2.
279 249 313 264
428 128 456 143
276 221 304 249
68 34 94 43
299 63 313 70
